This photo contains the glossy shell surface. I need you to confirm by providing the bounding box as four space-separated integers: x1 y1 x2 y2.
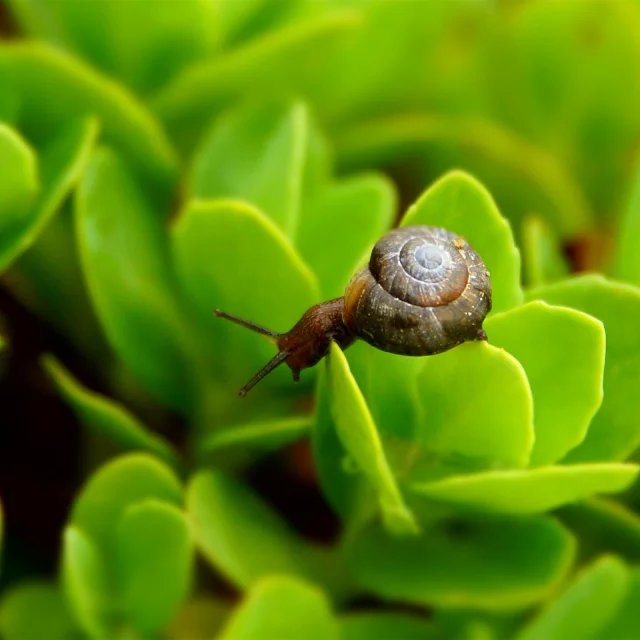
343 225 491 355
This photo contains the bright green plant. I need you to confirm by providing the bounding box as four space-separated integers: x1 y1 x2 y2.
3 1 640 639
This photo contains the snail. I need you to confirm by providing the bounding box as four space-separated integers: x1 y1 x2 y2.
216 225 491 396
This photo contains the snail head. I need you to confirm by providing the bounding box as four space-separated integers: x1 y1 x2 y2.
214 299 354 397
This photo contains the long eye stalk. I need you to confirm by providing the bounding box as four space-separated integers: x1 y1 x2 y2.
213 309 280 339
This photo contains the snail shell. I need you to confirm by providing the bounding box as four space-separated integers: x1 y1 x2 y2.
343 225 491 356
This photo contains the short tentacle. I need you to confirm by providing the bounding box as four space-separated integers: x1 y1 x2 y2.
238 349 290 397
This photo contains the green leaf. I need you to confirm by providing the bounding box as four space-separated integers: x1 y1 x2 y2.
198 415 311 458
400 170 522 312
336 342 423 480
153 11 360 143
71 453 182 554
219 576 339 640
528 275 640 461
312 368 369 520
615 160 640 287
190 101 329 238
596 569 640 640
172 199 318 394
431 611 505 640
0 123 38 242
485 301 605 465
0 118 98 272
336 114 593 238
357 346 423 442
115 500 193 635
0 582 78 640
61 526 110 640
213 0 270 45
411 464 639 514
43 355 178 467
8 0 218 94
305 1 490 124
186 471 329 589
516 556 629 640
327 342 417 534
166 596 231 640
415 341 534 469
522 216 569 288
0 43 177 190
296 173 396 299
76 146 197 412
340 612 437 640
9 202 105 362
560 497 640 563
347 514 575 610
489 1 640 219
0 74 20 123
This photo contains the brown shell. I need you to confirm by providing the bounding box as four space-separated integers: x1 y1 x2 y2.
343 225 491 355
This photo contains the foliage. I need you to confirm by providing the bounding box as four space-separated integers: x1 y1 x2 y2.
2 1 640 638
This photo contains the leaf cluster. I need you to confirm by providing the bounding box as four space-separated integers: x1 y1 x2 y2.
2 1 640 639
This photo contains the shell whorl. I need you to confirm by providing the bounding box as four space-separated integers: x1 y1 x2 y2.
343 225 491 355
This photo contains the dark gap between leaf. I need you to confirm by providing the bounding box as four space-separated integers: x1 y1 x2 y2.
192 555 239 603
345 594 433 620
564 229 615 273
0 2 19 39
246 441 341 545
0 285 82 588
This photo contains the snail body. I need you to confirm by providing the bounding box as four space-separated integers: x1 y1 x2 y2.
216 225 491 396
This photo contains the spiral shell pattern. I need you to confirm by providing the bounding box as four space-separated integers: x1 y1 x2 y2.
343 225 491 355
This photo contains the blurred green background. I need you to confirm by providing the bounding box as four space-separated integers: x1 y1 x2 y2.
2 1 640 638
